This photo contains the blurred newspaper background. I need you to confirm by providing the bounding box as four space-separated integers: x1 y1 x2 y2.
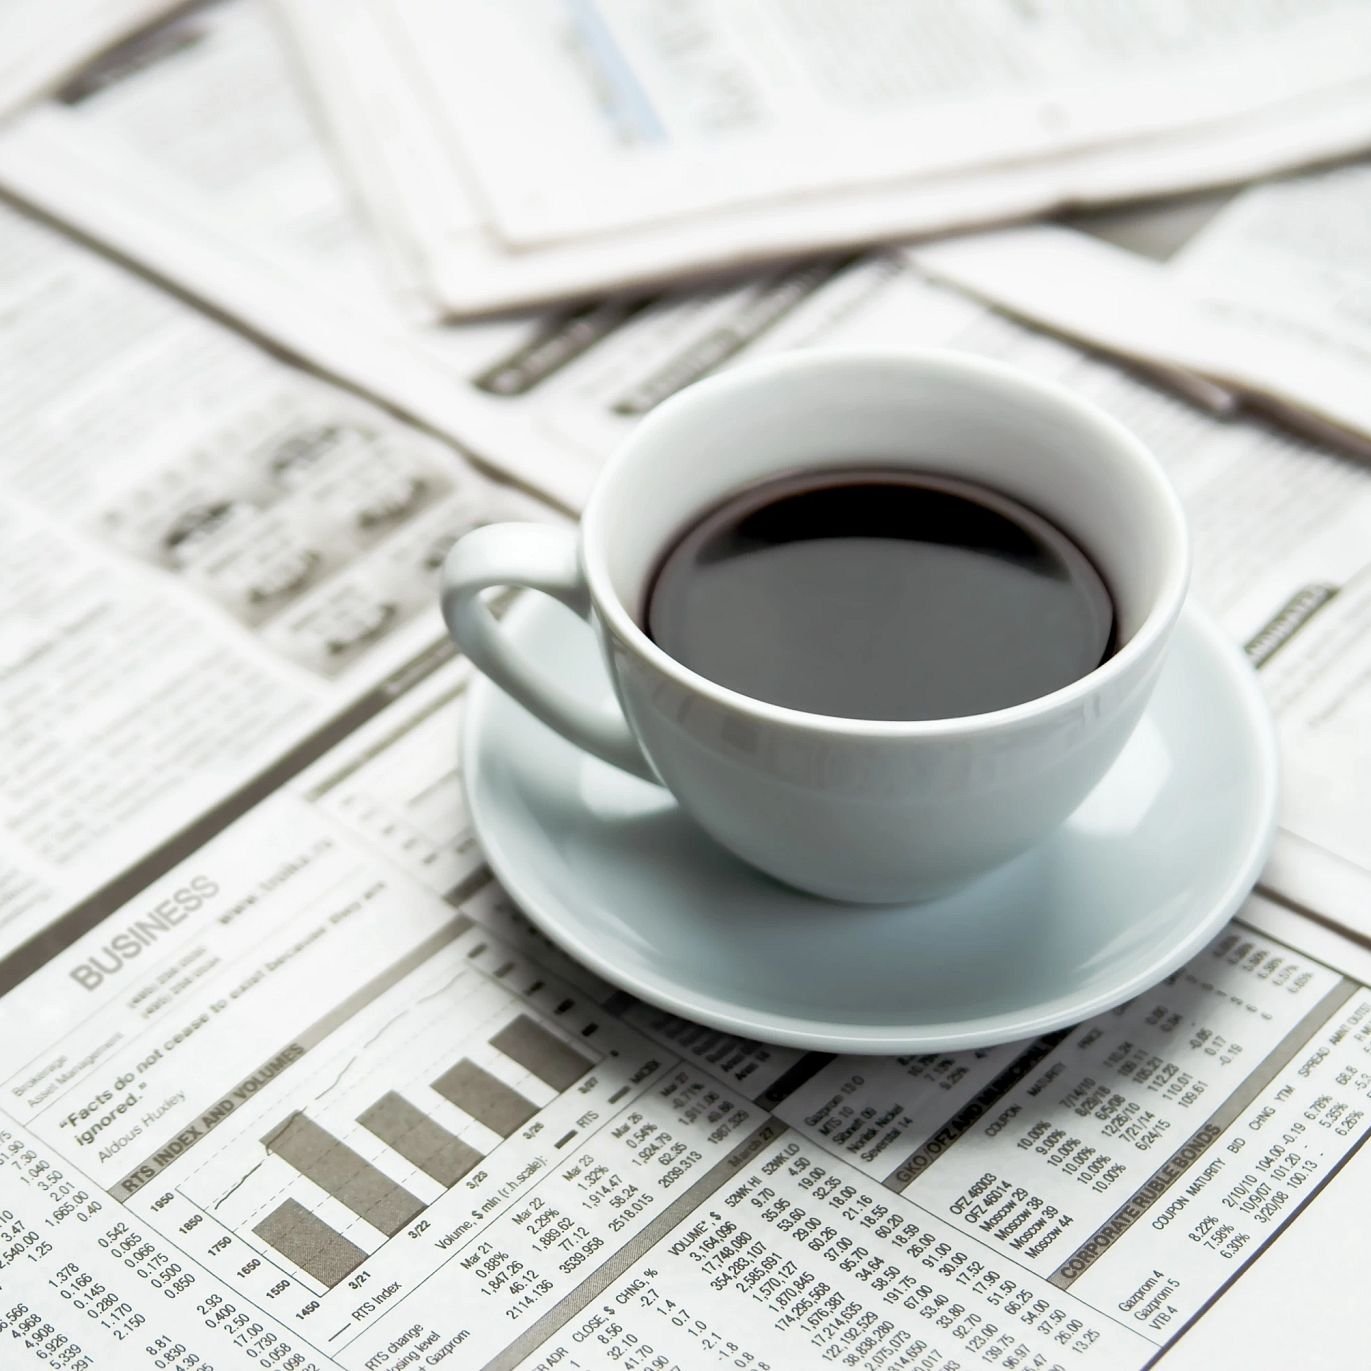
3 4 1371 1370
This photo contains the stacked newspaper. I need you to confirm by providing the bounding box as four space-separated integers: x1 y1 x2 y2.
2 5 1371 1371
268 0 1371 314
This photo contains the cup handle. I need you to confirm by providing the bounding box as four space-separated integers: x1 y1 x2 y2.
441 523 659 783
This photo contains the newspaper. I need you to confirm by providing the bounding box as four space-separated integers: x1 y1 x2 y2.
0 0 186 118
0 0 1237 504
2 198 1371 1371
272 0 1371 313
38 0 536 358
913 161 1371 457
3 37 1371 951
3 639 1371 1371
0 191 549 967
4 11 1371 1370
0 0 605 512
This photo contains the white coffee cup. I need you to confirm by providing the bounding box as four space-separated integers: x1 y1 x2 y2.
442 349 1189 903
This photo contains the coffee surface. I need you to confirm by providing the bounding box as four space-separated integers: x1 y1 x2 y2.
645 470 1115 721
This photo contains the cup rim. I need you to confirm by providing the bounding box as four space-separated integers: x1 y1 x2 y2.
581 346 1191 739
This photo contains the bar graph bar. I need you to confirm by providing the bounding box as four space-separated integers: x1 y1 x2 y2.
262 1112 424 1236
357 1091 484 1186
253 1199 366 1288
490 1014 594 1090
431 1059 536 1137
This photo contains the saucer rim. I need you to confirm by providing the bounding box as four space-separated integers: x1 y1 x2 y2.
463 598 1280 1053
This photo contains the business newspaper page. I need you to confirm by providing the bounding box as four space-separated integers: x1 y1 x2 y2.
2 629 1371 1370
1 12 1371 1367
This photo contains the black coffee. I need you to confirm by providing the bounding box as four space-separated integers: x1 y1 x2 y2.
645 470 1115 721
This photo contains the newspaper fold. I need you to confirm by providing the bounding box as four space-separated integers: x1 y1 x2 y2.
915 161 1371 454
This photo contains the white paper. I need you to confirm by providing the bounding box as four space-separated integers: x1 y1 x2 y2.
0 0 734 513
412 0 1371 241
914 160 1371 451
50 0 1233 434
273 0 1371 313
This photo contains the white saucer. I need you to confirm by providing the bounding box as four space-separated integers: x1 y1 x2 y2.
463 596 1279 1053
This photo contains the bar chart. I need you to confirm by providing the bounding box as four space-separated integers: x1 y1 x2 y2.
357 1092 482 1186
169 929 651 1299
254 1200 367 1289
246 1012 594 1286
